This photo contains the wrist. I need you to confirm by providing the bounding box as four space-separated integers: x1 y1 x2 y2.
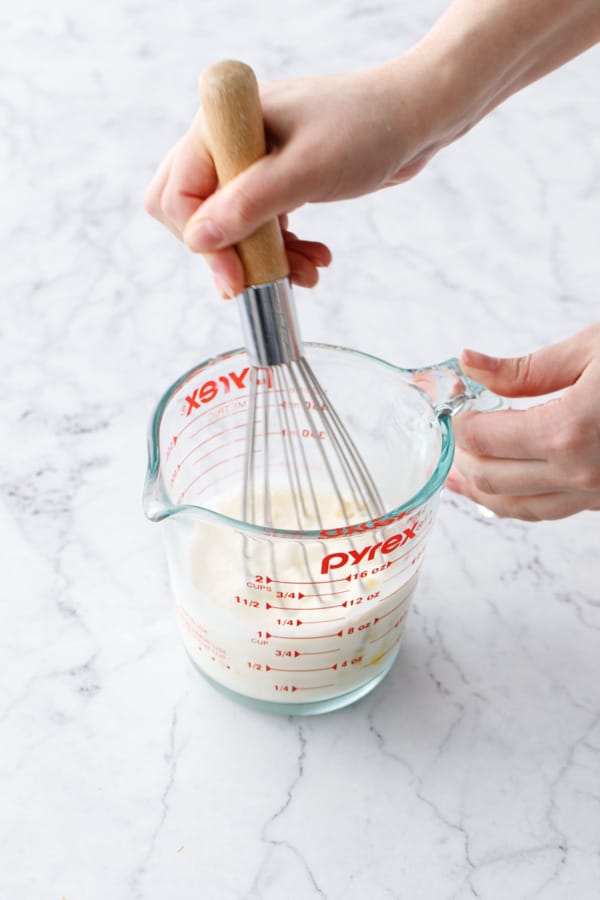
407 22 508 149
404 0 600 148
359 52 452 183
363 48 474 182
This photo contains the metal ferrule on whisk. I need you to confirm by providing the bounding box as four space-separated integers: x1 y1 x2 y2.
237 278 304 366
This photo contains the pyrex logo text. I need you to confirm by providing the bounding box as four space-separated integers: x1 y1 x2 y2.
320 527 417 575
183 367 272 416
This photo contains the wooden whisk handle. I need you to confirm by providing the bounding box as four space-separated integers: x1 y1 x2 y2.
199 60 289 287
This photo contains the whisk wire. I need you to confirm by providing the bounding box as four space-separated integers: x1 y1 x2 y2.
272 366 310 527
238 279 387 601
299 358 385 519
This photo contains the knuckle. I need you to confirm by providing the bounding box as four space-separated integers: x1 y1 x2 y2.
160 186 182 224
471 470 498 495
547 415 600 492
231 184 260 230
513 353 534 384
466 430 488 458
479 497 538 521
514 503 541 522
495 497 540 521
455 414 486 456
457 451 499 495
143 186 161 219
585 322 600 345
572 464 600 493
550 418 591 456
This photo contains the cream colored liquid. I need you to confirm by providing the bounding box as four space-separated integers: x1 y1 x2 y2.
169 486 427 704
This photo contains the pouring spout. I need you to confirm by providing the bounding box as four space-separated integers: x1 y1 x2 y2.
143 440 169 522
143 480 167 522
143 389 179 523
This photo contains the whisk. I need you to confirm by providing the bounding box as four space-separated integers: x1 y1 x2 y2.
200 61 385 532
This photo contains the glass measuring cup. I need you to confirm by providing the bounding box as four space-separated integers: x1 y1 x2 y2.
144 344 498 715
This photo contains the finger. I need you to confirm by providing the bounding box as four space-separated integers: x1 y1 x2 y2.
161 127 217 235
208 239 328 296
445 470 592 521
452 405 557 461
184 149 309 252
144 144 177 223
205 228 330 297
204 248 245 299
453 448 558 496
282 232 332 268
459 328 595 398
144 145 188 241
286 248 320 288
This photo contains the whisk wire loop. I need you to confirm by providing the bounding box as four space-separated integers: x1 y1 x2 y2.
238 279 386 536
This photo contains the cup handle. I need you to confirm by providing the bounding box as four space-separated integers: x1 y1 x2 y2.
408 357 503 418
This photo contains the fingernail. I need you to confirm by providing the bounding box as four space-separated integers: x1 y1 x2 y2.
214 275 236 300
462 349 500 371
187 218 224 250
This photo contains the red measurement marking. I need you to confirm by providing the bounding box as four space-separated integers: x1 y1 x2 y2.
306 616 345 623
387 531 431 565
178 451 249 500
190 420 247 441
373 600 406 625
270 577 350 585
299 648 340 656
193 435 247 465
368 613 407 644
175 411 204 440
268 595 373 613
265 429 295 438
179 428 233 468
265 630 344 640
303 589 348 598
383 538 429 583
383 567 415 586
383 561 416 584
266 664 338 673
194 473 245 499
176 396 251 440
293 684 335 691
367 636 402 664
167 437 239 487
267 602 347 611
390 531 427 563
165 434 178 461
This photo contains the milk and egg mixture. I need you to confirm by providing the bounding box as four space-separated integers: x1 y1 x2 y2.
168 485 436 704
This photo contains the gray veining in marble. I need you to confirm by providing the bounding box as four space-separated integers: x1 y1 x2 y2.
1 1 599 898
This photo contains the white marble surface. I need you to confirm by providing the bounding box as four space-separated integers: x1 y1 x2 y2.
2 2 600 898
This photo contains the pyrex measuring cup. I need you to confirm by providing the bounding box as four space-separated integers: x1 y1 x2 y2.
144 343 498 715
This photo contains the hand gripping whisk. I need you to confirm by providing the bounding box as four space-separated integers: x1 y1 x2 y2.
200 61 385 532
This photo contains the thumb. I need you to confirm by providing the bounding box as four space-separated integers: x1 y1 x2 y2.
183 151 303 252
460 331 591 397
